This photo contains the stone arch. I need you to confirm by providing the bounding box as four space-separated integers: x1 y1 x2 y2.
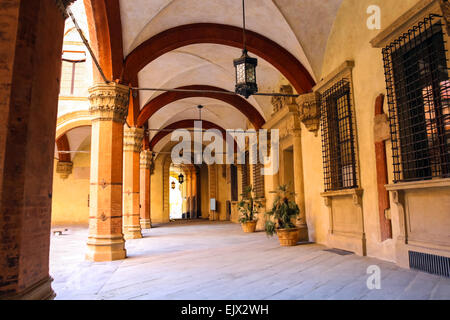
84 0 123 81
136 85 265 129
121 23 315 94
149 119 238 151
56 111 93 140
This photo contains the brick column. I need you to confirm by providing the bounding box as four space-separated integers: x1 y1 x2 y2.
123 127 144 239
86 82 129 262
292 129 309 241
0 0 69 299
139 150 152 229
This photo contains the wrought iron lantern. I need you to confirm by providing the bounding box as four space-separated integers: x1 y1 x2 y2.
234 0 258 99
171 181 176 190
234 49 258 98
178 173 184 185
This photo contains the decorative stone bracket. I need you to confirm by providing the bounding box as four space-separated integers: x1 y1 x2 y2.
297 91 321 135
56 161 73 179
271 85 297 115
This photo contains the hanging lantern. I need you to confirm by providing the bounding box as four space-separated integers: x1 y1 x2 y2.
234 0 258 99
178 173 184 185
171 181 176 190
234 49 258 99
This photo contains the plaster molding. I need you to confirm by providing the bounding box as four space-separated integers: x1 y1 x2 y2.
88 83 130 123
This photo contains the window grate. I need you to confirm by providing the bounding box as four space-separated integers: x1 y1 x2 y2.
321 79 358 191
241 151 250 198
409 251 450 278
383 15 450 183
252 163 265 198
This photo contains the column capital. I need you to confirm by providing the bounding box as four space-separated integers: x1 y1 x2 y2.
88 82 130 123
54 0 76 19
124 127 144 153
140 149 153 169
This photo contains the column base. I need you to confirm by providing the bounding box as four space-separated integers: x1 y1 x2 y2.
123 225 143 239
140 219 151 229
86 234 127 262
0 277 56 300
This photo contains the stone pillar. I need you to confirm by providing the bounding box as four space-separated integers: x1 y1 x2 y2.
123 127 144 239
0 0 69 299
292 129 309 241
86 82 129 262
140 150 152 229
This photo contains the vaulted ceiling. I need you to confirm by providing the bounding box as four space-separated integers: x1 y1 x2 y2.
64 0 343 153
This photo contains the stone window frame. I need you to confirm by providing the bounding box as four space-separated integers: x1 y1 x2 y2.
314 60 362 195
371 0 450 187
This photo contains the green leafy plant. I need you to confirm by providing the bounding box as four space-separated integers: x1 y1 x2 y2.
264 184 300 236
238 185 262 223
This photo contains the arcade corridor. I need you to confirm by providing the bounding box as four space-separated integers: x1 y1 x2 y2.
50 222 450 300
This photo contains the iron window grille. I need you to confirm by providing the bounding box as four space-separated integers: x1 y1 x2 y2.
321 79 359 191
252 162 265 198
383 15 450 183
241 151 250 198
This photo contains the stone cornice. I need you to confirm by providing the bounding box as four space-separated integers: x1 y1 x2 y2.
313 60 354 94
370 0 445 48
88 83 130 123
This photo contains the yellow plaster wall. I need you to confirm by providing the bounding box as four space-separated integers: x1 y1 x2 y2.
301 0 419 261
150 156 167 223
51 140 91 226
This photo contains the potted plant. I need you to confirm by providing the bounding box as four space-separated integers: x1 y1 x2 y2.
264 185 300 246
238 185 262 233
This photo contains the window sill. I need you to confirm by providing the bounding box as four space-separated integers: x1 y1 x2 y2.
320 188 364 201
385 178 450 191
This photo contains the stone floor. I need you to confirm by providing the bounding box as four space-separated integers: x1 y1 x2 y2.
50 220 450 300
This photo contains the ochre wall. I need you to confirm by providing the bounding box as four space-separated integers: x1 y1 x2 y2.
300 0 419 261
51 139 91 226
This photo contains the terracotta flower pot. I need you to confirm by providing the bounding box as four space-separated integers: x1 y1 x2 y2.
241 221 257 233
276 228 300 246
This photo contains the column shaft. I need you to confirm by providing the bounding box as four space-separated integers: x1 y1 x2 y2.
123 127 144 239
140 150 152 229
0 0 67 299
86 82 129 262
